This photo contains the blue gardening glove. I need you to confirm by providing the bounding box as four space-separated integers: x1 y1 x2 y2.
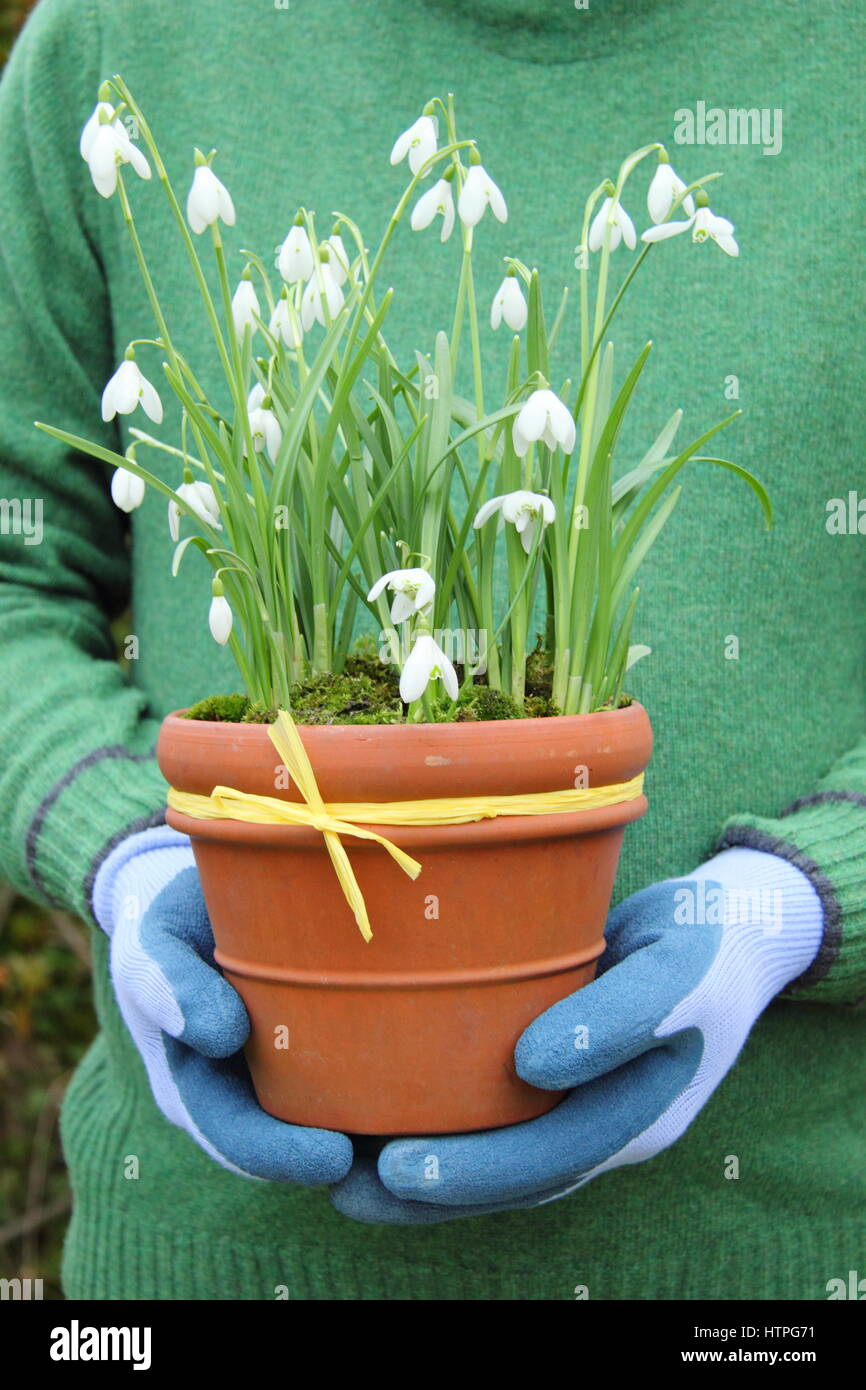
92 825 353 1184
332 847 823 1224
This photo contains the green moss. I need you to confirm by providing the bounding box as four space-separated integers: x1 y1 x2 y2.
523 694 561 718
343 634 397 686
183 692 252 722
182 657 566 726
525 640 554 699
455 685 523 721
288 671 403 725
595 693 634 712
241 704 279 724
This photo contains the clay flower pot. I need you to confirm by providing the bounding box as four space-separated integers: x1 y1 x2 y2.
157 704 652 1135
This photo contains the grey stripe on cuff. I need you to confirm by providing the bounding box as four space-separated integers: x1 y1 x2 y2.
25 744 158 905
780 789 866 817
82 807 168 920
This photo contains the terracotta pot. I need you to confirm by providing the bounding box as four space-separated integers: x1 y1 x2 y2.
157 704 652 1135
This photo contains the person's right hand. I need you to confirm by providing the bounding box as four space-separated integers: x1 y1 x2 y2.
92 825 353 1184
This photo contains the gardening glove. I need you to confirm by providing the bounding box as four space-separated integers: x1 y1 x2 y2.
331 846 823 1224
92 824 353 1184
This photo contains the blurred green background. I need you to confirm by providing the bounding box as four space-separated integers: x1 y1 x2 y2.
0 0 97 1303
0 0 29 63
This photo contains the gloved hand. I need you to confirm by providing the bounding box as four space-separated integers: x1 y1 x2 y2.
332 846 823 1223
92 825 353 1184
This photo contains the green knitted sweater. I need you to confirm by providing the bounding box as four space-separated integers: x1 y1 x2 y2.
1 0 863 1300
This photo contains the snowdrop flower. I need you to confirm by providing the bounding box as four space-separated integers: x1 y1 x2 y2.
79 102 115 160
473 490 556 555
367 567 436 624
458 156 508 228
512 389 576 458
278 219 315 283
231 276 260 336
301 258 345 330
80 102 151 198
168 478 221 542
101 358 163 425
400 634 458 705
110 466 145 514
186 156 236 235
490 271 527 331
325 233 351 286
390 114 437 176
269 291 304 348
684 202 739 257
410 176 455 242
646 157 695 224
247 402 282 462
588 196 636 252
247 382 266 411
641 195 739 257
208 582 233 646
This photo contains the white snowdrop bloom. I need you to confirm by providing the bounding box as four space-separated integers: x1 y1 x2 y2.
247 382 266 411
231 278 260 336
101 359 163 425
685 203 739 257
400 634 458 704
512 389 576 458
367 567 436 624
646 160 695 224
85 124 126 198
278 222 315 283
168 480 221 542
641 201 739 257
490 273 527 331
325 234 351 286
473 490 556 555
410 177 456 242
301 261 345 330
79 102 115 160
248 405 282 462
208 592 233 645
114 124 151 179
457 162 508 228
390 114 437 176
588 196 636 252
269 294 304 348
80 102 151 198
186 163 236 235
110 467 145 513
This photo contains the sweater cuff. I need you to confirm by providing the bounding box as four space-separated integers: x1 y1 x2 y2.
24 719 169 924
716 793 866 1006
91 824 193 937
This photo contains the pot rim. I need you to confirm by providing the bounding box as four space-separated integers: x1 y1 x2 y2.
157 700 653 803
161 699 650 739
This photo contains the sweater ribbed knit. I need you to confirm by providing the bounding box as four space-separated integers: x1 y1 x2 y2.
0 0 863 1300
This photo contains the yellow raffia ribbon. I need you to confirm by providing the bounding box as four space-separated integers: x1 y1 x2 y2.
167 709 645 942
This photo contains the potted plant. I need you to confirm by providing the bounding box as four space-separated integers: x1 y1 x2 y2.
40 80 770 1134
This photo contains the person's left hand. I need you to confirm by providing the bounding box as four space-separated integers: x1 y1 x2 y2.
331 847 823 1224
